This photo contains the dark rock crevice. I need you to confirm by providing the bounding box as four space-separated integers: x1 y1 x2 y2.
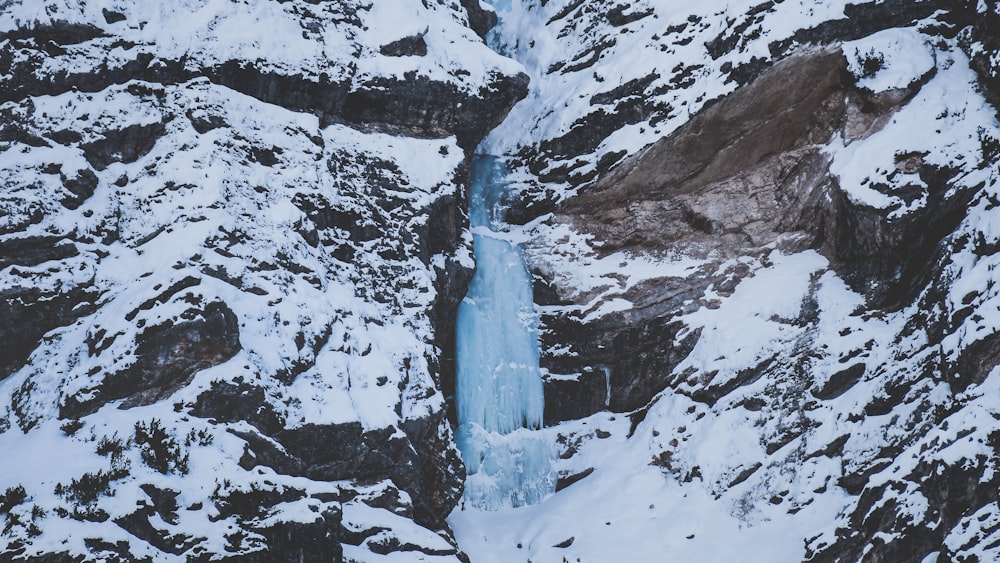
816 164 977 310
80 121 168 171
0 234 97 382
966 0 1000 111
0 20 107 45
60 300 241 419
231 413 459 530
460 0 499 40
380 34 428 57
0 285 99 383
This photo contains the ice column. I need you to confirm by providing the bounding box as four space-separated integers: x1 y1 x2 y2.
455 155 553 510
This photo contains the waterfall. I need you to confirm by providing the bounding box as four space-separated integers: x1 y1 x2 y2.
455 156 554 510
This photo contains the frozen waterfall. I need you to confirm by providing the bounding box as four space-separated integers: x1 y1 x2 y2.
455 155 554 510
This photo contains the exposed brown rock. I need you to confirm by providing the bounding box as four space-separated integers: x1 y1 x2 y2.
561 48 849 259
536 46 958 421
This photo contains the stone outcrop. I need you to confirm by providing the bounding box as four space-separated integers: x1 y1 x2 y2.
539 48 917 417
61 300 242 419
0 10 526 151
967 0 1000 109
499 0 975 220
562 48 849 257
0 235 96 382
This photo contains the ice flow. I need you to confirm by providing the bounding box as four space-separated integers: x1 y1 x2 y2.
455 155 554 510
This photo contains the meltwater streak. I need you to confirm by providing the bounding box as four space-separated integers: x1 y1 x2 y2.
455 156 553 510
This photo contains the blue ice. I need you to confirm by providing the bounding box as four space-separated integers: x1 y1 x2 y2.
455 155 553 509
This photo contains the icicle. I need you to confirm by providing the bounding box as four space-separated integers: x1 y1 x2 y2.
602 365 612 408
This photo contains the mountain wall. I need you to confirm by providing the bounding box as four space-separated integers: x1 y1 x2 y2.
0 1 525 561
452 1 1000 562
4 0 1000 562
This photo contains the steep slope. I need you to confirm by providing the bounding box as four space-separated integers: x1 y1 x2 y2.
0 1 526 561
451 1 1000 561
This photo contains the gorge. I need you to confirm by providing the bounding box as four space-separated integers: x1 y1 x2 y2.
2 0 1000 562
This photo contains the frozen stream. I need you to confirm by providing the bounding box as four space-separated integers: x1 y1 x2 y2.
454 155 554 509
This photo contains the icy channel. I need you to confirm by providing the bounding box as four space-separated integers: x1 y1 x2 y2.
455 155 554 510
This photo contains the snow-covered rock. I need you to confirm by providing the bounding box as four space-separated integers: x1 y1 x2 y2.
5 0 1000 561
450 1 1000 562
0 0 526 560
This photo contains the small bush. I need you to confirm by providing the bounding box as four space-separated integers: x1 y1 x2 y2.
185 428 214 447
93 433 131 480
60 420 84 436
0 485 26 514
108 450 131 481
55 471 112 505
95 433 125 457
855 47 885 79
979 127 1000 166
134 419 189 475
3 511 24 535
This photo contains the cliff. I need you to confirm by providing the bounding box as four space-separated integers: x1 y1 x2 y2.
3 0 1000 562
0 1 524 560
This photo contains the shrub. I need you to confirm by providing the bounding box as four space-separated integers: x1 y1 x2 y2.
60 419 84 436
95 433 125 457
979 127 1000 166
854 47 885 79
134 419 189 475
55 471 112 505
0 485 26 514
185 428 214 447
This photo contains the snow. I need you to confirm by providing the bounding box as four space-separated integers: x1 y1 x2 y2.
451 408 851 563
844 28 936 93
828 46 997 215
525 220 708 320
342 501 457 553
676 250 827 377
4 0 1000 559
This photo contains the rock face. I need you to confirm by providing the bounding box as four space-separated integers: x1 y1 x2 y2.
0 0 524 561
968 0 1000 108
541 44 967 415
447 1 1000 562
543 48 852 413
